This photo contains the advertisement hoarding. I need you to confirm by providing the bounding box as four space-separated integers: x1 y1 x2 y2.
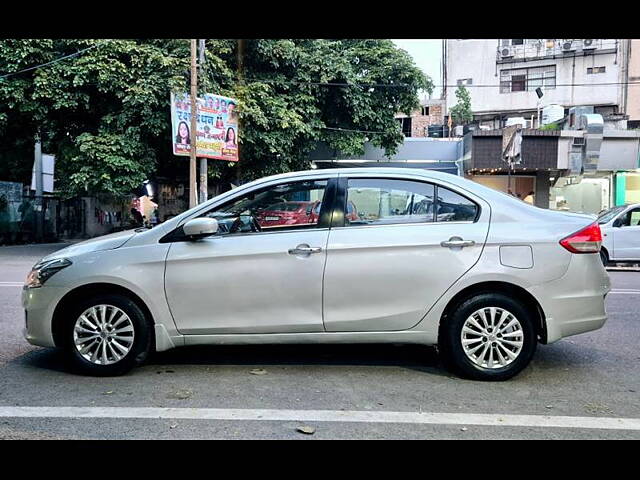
171 92 239 162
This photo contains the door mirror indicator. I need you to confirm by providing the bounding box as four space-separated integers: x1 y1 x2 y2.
183 218 219 239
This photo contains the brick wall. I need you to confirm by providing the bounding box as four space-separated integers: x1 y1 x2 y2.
409 104 445 137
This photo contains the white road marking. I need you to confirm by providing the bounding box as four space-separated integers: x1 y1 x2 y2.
0 406 639 431
609 289 640 295
0 282 23 287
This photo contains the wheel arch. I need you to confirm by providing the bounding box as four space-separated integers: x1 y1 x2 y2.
51 282 155 348
438 281 548 344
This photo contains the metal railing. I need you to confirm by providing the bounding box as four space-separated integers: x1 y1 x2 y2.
497 39 618 63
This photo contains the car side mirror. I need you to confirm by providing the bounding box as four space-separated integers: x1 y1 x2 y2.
183 218 218 240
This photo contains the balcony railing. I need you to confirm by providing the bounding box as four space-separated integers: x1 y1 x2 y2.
496 39 618 63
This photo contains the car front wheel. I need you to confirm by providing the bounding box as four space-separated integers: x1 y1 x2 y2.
439 293 537 381
61 294 152 376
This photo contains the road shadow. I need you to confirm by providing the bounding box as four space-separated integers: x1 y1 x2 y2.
13 343 448 378
11 340 615 383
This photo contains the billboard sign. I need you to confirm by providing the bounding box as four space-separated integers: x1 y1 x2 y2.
171 92 239 162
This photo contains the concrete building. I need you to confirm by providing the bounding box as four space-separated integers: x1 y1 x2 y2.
308 136 464 175
466 128 640 213
444 39 630 129
627 39 640 129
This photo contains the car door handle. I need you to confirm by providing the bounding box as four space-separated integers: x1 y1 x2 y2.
441 237 475 248
288 245 322 255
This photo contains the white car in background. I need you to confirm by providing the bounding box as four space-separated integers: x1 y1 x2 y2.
23 168 611 381
598 203 640 265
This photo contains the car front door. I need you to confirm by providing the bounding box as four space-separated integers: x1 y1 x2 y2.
164 177 334 334
612 207 640 260
322 175 490 332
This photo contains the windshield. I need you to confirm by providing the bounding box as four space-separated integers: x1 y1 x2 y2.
597 205 627 224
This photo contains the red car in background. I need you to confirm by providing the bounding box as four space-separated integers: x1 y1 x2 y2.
256 201 316 228
308 200 359 224
256 200 361 229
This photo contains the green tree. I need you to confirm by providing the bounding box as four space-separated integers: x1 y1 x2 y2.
0 39 431 196
449 85 473 125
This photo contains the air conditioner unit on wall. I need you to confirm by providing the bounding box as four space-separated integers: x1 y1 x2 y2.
582 39 597 50
562 40 576 52
500 46 514 58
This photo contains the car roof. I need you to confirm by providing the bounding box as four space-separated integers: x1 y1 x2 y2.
253 166 465 186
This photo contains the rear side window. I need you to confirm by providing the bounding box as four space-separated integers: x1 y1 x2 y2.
344 178 478 226
435 186 478 222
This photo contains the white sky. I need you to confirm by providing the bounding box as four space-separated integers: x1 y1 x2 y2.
392 39 443 99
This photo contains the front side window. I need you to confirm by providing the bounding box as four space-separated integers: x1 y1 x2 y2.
201 179 328 235
343 178 478 226
618 208 640 227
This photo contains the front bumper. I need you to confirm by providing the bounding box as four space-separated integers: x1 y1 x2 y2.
22 285 70 348
528 253 610 344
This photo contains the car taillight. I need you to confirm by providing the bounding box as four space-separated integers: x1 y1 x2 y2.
559 222 602 254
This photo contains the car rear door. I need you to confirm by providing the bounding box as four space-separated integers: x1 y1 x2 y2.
322 173 490 332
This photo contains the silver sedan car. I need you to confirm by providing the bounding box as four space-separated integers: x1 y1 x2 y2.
22 168 610 380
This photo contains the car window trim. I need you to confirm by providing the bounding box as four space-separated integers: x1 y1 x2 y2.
334 175 481 228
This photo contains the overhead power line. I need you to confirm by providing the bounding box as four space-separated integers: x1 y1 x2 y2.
242 76 640 89
321 126 388 134
0 43 103 80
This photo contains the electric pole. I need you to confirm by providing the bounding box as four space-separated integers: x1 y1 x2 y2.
34 137 43 242
189 39 198 209
236 39 245 185
198 39 208 204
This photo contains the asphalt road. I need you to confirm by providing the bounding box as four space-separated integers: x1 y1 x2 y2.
0 243 638 439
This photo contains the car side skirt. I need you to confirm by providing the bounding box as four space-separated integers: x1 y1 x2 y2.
180 330 436 347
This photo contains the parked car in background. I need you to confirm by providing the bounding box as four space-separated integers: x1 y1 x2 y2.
255 201 316 228
23 168 610 381
308 200 359 224
598 203 640 265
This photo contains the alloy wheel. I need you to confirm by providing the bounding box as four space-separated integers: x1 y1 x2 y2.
460 306 524 369
73 304 135 365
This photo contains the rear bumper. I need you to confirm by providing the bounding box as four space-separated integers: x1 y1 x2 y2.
528 253 610 344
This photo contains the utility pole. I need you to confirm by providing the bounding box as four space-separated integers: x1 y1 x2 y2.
236 39 245 185
189 39 198 209
34 137 43 242
198 39 207 204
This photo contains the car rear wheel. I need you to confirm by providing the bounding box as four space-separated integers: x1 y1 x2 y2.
61 294 152 376
439 293 537 381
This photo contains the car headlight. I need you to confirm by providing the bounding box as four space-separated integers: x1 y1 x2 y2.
25 258 72 288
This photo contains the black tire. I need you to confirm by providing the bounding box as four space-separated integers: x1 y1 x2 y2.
439 293 537 381
600 249 609 267
60 294 152 376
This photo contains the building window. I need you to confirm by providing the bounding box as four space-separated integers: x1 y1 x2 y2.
502 39 524 46
587 66 606 74
397 117 412 137
500 65 556 93
421 106 430 116
457 78 473 86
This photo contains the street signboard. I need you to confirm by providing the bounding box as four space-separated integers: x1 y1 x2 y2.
170 92 239 162
30 154 55 193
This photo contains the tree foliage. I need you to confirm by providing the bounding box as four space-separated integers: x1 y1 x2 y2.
450 85 473 125
0 39 431 196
